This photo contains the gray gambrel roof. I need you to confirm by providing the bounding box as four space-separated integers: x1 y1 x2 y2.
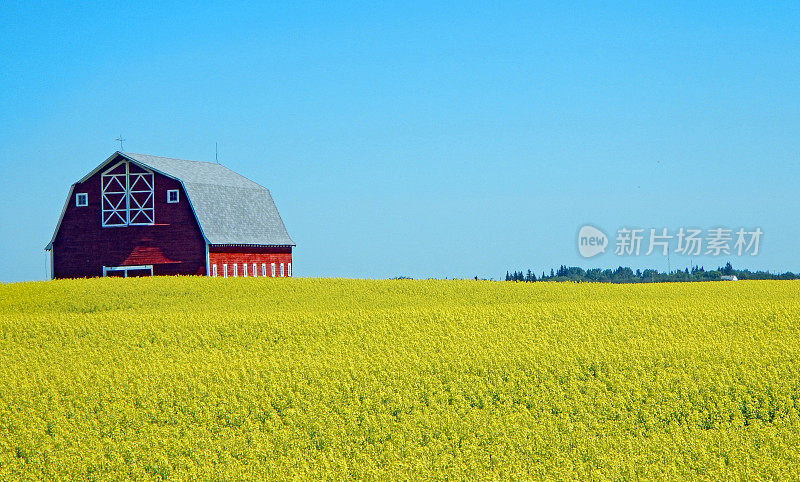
121 153 294 246
48 151 294 247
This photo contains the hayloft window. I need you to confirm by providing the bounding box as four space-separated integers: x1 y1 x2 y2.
101 161 154 227
167 190 179 203
75 193 88 207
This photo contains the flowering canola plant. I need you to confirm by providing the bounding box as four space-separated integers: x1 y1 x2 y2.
0 278 799 479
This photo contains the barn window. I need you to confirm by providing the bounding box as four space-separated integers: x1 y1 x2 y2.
288 263 292 277
75 193 88 207
280 263 284 277
242 263 248 277
262 263 267 277
271 263 276 277
101 161 154 227
252 263 257 277
233 264 238 277
167 190 179 203
223 264 228 278
212 264 218 277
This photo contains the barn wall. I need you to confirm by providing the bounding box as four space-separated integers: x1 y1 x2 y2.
52 157 207 278
208 246 293 277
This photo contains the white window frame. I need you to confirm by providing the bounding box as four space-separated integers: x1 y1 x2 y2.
261 263 267 277
212 264 218 277
252 263 257 277
167 189 179 203
233 264 238 277
223 264 228 278
242 263 248 277
288 262 292 277
271 263 276 277
280 263 284 277
75 193 88 207
102 265 153 277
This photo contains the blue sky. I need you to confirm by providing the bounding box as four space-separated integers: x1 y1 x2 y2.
1 1 798 282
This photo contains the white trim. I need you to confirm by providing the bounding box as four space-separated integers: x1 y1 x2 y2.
252 263 257 277
212 264 218 277
233 264 238 277
167 189 179 203
280 263 284 277
271 263 276 277
79 152 133 183
208 244 296 247
261 263 267 277
102 265 153 277
75 193 88 207
242 263 248 277
223 263 228 278
288 262 292 277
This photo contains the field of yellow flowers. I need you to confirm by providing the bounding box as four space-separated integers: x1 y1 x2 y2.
1 277 799 479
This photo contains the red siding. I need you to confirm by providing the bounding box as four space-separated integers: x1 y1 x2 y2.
208 246 292 277
52 155 207 278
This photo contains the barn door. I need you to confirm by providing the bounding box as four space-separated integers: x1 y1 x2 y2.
102 265 154 277
101 161 154 227
127 163 155 225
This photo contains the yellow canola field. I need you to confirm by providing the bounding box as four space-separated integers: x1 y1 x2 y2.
1 278 799 479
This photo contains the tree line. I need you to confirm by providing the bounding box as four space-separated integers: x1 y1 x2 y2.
505 262 799 283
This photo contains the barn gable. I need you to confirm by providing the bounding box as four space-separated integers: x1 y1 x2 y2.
47 151 295 250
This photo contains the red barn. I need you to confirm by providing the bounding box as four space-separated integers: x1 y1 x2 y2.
45 151 295 279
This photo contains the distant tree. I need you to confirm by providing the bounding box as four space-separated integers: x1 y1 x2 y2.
506 262 796 283
641 269 658 281
612 266 635 282
586 268 602 281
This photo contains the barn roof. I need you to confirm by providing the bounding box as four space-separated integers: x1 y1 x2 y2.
47 151 294 249
120 153 295 246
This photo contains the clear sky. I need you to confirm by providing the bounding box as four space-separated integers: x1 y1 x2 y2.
1 1 798 282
